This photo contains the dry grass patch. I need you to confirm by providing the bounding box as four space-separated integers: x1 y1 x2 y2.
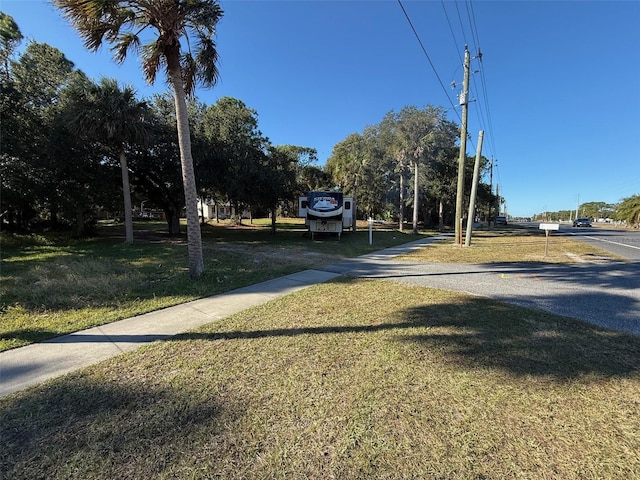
400 229 621 263
2 279 638 479
1 227 429 351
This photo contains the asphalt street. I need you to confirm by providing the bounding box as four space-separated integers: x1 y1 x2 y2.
563 226 640 260
323 232 640 336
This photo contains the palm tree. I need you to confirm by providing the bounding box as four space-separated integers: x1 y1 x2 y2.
54 0 224 278
68 77 150 244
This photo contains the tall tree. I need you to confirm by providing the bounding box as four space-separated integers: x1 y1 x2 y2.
55 0 224 278
298 164 332 193
202 97 268 219
326 105 462 227
261 145 312 233
326 133 368 194
133 93 187 235
0 12 22 80
5 42 76 230
66 77 151 244
53 75 118 236
394 106 448 233
579 201 615 220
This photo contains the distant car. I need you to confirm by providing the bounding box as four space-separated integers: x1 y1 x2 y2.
573 218 592 227
495 216 508 225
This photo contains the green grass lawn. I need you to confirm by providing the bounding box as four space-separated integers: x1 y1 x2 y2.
0 219 428 351
2 278 638 479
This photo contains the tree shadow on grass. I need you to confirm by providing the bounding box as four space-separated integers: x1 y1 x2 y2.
395 296 640 380
0 374 234 479
174 293 640 381
325 258 640 335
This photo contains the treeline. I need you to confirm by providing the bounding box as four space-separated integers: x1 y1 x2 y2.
325 106 497 230
0 38 325 236
533 198 640 227
1 19 499 237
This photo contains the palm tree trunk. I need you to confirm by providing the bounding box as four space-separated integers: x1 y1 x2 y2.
270 206 277 234
119 147 134 245
167 58 204 278
74 207 85 237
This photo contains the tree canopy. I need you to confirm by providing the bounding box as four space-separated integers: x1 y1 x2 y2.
326 105 487 229
614 195 640 228
5 9 634 247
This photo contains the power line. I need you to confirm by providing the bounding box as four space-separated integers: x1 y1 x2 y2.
476 55 498 160
441 0 474 147
454 1 469 48
396 0 461 122
464 0 498 161
465 0 481 56
440 0 463 65
444 0 498 162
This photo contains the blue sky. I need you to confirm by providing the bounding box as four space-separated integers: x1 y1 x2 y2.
3 0 639 217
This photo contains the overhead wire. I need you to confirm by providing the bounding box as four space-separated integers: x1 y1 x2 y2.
399 0 508 210
465 0 481 58
398 0 502 165
446 1 499 171
456 0 491 161
396 0 461 123
436 1 477 154
454 1 469 48
440 0 463 65
466 0 498 162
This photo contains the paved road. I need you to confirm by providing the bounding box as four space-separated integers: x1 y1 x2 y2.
324 235 640 336
561 225 640 260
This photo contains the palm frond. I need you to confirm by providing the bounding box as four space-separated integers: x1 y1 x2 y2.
54 0 223 92
181 53 197 96
141 41 164 85
111 32 140 64
195 35 219 87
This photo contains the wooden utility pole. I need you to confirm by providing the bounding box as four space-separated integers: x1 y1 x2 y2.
465 130 484 247
412 160 419 234
399 161 405 231
454 47 470 244
488 157 494 228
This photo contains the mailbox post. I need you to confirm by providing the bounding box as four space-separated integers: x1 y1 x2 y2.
539 223 560 256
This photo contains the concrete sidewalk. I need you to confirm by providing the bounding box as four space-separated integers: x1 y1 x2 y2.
0 235 449 398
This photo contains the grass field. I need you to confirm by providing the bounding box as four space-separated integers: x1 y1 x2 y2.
398 227 623 264
1 278 638 479
0 218 425 351
2 220 637 479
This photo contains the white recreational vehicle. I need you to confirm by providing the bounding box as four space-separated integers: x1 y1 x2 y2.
298 191 356 239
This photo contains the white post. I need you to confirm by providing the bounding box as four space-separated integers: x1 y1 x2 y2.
368 217 373 245
539 223 560 257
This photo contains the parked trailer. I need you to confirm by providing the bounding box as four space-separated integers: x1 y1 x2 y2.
298 191 356 239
